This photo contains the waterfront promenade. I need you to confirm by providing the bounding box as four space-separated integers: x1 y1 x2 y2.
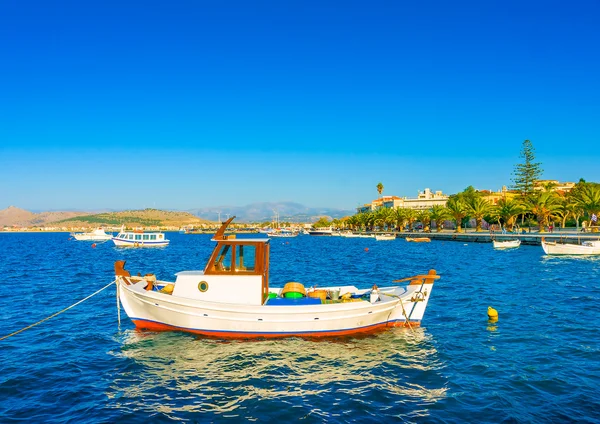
388 229 599 245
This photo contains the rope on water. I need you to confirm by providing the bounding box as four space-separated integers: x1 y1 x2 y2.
0 279 118 342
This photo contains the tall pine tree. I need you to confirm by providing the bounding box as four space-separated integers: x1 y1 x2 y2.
512 139 543 198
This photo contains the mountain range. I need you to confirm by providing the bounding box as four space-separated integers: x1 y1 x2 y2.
186 202 354 223
0 203 355 227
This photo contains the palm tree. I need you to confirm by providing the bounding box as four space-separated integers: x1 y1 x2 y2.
495 198 524 231
416 210 431 232
429 205 450 232
374 207 393 231
404 208 418 231
526 192 562 232
574 184 600 230
393 208 407 231
376 182 384 198
466 197 492 231
446 197 467 233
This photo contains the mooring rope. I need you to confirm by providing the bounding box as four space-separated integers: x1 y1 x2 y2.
0 279 118 342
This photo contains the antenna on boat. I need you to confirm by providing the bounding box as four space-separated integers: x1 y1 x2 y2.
214 216 236 240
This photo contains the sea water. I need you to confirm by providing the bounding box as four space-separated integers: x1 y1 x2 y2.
1 232 599 423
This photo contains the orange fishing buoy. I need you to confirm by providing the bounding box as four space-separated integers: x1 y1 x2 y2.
91 243 97 248
364 247 369 252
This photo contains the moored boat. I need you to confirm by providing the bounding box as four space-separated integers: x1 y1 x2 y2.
541 237 600 255
406 237 431 243
268 230 298 238
308 228 333 236
375 234 396 241
112 229 169 247
113 217 439 338
71 228 113 241
493 239 521 249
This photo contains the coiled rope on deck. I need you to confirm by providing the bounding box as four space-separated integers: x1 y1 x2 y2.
0 279 118 342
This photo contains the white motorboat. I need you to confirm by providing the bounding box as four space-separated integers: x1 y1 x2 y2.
492 239 521 249
71 228 113 241
268 230 297 238
112 229 169 247
308 228 333 236
113 217 439 338
541 238 600 255
375 234 396 241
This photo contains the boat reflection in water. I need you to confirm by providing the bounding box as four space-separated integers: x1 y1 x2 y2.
108 329 447 420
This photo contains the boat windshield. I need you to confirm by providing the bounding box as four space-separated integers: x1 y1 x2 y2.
210 243 258 273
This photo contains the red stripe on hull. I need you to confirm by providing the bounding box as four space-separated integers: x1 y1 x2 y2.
131 319 420 339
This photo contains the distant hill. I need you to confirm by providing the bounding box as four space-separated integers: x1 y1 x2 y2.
187 202 355 223
0 206 91 227
52 209 214 227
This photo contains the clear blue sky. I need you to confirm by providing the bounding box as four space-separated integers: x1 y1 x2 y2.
1 1 598 211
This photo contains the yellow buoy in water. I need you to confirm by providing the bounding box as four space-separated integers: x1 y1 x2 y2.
487 306 498 320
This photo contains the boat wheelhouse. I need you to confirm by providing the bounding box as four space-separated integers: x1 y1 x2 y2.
114 217 439 338
112 229 169 247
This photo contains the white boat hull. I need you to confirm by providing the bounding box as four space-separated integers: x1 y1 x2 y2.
493 240 521 249
375 234 396 241
117 279 434 338
112 238 169 247
71 228 113 241
541 239 600 255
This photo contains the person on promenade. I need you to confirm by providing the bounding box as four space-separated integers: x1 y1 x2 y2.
502 225 506 234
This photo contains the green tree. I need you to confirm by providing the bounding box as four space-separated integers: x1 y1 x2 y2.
511 139 543 199
376 182 384 198
574 183 600 230
446 197 467 233
495 198 524 231
429 205 450 232
416 210 431 232
525 192 562 232
466 197 492 232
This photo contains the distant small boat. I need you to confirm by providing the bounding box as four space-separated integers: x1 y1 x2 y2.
308 229 333 236
269 230 297 238
406 237 431 243
375 234 396 241
340 231 359 238
112 229 169 247
71 228 113 241
493 239 521 249
541 237 600 255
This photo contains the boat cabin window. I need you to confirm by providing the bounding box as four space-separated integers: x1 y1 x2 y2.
135 234 142 241
128 234 134 240
236 245 256 272
150 235 157 240
214 244 233 271
208 242 261 274
143 234 149 240
159 234 163 239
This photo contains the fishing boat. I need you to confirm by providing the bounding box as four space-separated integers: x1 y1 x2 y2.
71 228 113 241
375 234 396 241
492 239 521 249
406 237 431 243
112 229 170 247
340 231 359 238
541 237 600 255
113 217 439 338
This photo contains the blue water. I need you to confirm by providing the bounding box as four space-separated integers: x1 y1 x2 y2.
1 233 600 423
